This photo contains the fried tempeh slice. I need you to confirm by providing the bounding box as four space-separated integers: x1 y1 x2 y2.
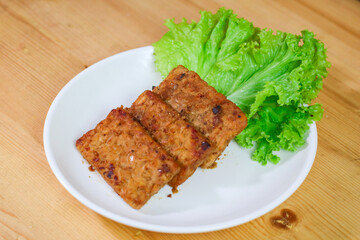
153 65 248 168
129 91 212 188
76 107 180 209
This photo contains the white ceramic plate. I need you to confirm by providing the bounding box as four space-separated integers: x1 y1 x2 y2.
43 46 317 233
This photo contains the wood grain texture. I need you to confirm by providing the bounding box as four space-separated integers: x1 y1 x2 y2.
0 0 359 239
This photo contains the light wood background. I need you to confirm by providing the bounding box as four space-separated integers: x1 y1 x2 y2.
0 0 359 239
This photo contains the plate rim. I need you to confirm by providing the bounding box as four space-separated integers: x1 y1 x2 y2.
43 45 317 233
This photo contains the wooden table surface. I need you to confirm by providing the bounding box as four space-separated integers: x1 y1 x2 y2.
1 0 359 239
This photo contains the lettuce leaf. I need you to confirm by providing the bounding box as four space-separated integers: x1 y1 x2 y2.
153 8 330 165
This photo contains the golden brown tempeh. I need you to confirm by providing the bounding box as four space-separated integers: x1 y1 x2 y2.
153 65 247 168
76 107 180 209
129 91 212 188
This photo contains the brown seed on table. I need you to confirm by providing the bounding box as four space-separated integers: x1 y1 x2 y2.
270 209 298 229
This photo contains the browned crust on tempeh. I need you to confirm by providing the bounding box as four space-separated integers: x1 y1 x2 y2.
153 65 247 168
129 91 212 188
76 107 180 209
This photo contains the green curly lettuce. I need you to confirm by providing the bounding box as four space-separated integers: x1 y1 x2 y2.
153 8 330 165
